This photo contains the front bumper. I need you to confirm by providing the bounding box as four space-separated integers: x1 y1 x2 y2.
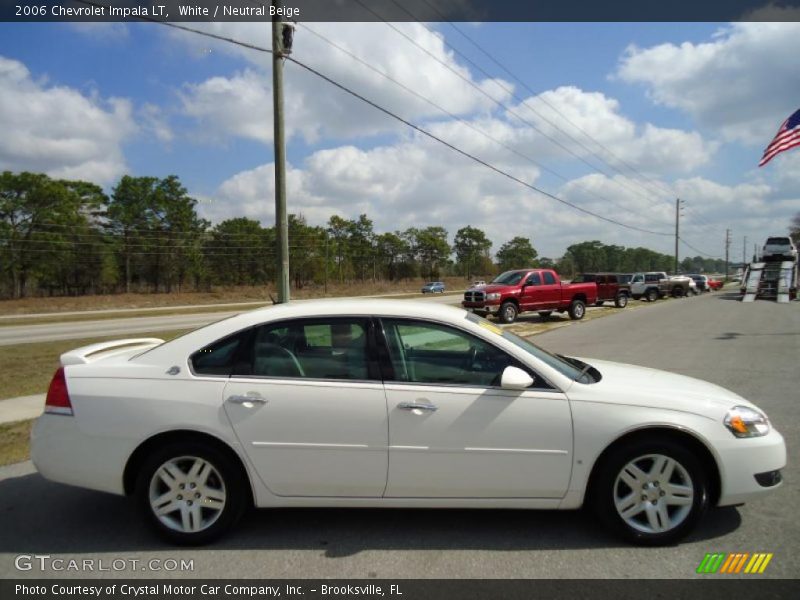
462 302 500 314
715 428 786 506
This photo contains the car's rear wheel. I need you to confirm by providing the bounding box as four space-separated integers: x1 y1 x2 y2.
136 442 248 545
646 288 658 302
672 285 685 298
590 438 708 546
498 301 518 324
568 299 586 320
615 293 629 308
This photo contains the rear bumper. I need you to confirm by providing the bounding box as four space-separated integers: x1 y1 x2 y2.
31 414 129 496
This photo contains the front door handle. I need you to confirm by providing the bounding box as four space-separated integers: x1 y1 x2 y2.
227 393 267 405
397 401 438 412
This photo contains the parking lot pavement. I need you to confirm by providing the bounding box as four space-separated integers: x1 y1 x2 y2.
1 292 797 579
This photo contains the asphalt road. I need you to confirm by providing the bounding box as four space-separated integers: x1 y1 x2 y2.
0 294 461 346
0 292 797 579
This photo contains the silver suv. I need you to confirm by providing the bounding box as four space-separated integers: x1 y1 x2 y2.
762 237 797 260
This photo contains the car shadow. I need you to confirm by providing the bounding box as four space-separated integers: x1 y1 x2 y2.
714 292 745 302
0 472 742 556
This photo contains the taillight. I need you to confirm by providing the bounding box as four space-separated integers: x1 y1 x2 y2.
45 367 73 416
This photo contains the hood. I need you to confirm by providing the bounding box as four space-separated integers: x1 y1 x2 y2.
568 358 756 419
480 283 521 294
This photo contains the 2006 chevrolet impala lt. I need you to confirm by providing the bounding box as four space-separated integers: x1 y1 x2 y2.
31 300 785 545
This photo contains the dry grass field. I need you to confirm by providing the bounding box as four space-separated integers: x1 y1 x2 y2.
0 277 471 316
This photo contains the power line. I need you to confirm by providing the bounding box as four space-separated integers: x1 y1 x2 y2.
359 0 676 211
298 23 668 227
69 2 671 237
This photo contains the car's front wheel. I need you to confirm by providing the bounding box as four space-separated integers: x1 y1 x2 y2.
498 301 518 324
591 438 708 545
136 442 248 545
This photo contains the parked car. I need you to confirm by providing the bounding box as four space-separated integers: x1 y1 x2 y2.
421 281 445 293
762 236 798 261
687 274 710 292
32 300 785 546
630 272 694 301
462 268 597 323
573 273 631 308
706 277 724 291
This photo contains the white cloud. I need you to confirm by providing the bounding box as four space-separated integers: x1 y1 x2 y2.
173 22 514 144
0 55 136 183
616 23 800 145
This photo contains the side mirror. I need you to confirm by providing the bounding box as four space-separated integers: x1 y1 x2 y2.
500 366 534 390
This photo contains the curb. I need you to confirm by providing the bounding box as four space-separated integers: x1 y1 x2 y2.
0 394 44 425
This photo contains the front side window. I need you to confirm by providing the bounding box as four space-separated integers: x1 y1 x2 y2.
248 318 374 380
381 318 525 387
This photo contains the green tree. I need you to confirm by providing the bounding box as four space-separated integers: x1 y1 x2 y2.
0 172 106 298
565 240 607 273
408 226 450 280
453 226 492 279
205 218 272 286
496 236 538 271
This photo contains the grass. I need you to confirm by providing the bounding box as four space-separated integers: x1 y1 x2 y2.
0 329 190 401
0 419 33 467
0 278 470 316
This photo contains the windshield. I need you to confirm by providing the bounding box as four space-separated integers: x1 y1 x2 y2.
491 270 526 285
465 312 591 381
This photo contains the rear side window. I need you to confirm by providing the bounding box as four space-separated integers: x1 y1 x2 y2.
543 272 556 284
191 330 250 376
525 272 542 285
250 318 375 381
645 274 660 283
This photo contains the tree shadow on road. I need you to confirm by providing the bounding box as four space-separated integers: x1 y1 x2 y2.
0 471 742 557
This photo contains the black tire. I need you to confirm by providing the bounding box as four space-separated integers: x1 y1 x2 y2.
135 441 248 545
589 437 709 546
645 288 658 302
568 299 586 320
671 285 684 298
498 301 518 324
538 311 552 320
614 293 629 308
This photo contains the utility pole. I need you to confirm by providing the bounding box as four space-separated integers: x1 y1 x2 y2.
743 236 747 269
271 2 293 303
725 229 731 280
674 198 684 274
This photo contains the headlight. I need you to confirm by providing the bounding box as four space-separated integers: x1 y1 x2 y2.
486 293 501 300
724 406 770 438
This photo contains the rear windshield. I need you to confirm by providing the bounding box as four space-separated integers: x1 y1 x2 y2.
765 237 790 245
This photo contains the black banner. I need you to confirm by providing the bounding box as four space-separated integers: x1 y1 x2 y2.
2 580 799 600
2 0 800 23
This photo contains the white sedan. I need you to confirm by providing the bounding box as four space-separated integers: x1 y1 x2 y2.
32 300 785 545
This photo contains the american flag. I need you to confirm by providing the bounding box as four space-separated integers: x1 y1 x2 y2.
759 108 800 167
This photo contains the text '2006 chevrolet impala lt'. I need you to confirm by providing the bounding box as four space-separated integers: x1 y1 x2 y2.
31 300 785 545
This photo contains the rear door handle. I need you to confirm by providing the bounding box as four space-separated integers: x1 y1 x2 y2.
227 393 267 405
398 401 438 412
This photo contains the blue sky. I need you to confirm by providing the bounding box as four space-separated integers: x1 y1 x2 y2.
1 20 798 261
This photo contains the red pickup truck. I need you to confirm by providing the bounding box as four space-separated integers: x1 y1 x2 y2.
462 269 598 323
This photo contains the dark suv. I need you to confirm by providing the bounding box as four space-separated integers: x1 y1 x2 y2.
573 273 631 308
